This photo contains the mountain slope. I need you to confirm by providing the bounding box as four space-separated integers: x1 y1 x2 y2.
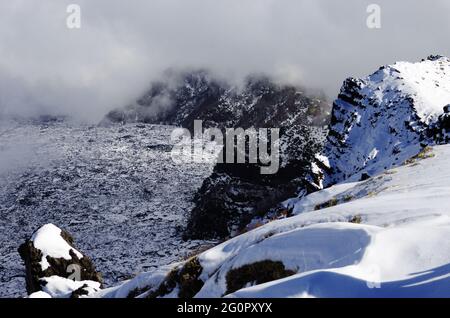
86 57 450 298
96 143 450 298
229 145 450 298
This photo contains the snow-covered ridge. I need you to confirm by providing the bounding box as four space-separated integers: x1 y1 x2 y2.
391 56 450 123
97 144 450 298
322 55 450 186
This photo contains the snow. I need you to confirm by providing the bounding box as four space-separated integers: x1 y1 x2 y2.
93 264 176 298
28 291 51 298
31 224 83 270
314 154 329 168
228 219 450 298
223 145 450 298
196 223 377 297
284 181 358 214
287 145 450 228
392 58 450 123
40 276 101 298
111 144 450 298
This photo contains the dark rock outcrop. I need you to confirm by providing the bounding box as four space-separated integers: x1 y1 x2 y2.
184 125 326 239
18 224 103 296
430 104 450 144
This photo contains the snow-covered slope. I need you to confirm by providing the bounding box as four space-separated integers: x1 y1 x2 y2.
96 143 450 298
323 55 450 186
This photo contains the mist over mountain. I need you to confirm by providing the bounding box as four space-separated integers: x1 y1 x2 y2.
2 0 450 121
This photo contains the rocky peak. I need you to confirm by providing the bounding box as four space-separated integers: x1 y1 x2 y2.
322 56 450 186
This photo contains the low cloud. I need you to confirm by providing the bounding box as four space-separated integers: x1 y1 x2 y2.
1 0 450 122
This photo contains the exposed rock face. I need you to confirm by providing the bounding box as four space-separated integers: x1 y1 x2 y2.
184 126 326 239
106 70 330 240
105 71 329 130
225 260 296 295
18 224 102 297
430 104 450 143
321 55 450 186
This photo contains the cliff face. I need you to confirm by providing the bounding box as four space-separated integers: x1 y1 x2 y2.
184 125 327 240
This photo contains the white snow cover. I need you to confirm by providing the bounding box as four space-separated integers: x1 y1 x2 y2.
31 224 83 271
93 264 175 298
228 220 450 298
98 144 450 298
196 223 376 298
40 276 101 298
209 145 450 297
28 291 52 298
392 58 450 123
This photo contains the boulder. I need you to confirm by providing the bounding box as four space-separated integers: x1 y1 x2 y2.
18 224 102 297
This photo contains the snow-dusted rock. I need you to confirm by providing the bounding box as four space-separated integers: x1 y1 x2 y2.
18 224 103 297
30 224 84 271
322 55 450 186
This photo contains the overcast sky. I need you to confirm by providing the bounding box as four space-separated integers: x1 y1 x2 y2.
1 0 450 121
